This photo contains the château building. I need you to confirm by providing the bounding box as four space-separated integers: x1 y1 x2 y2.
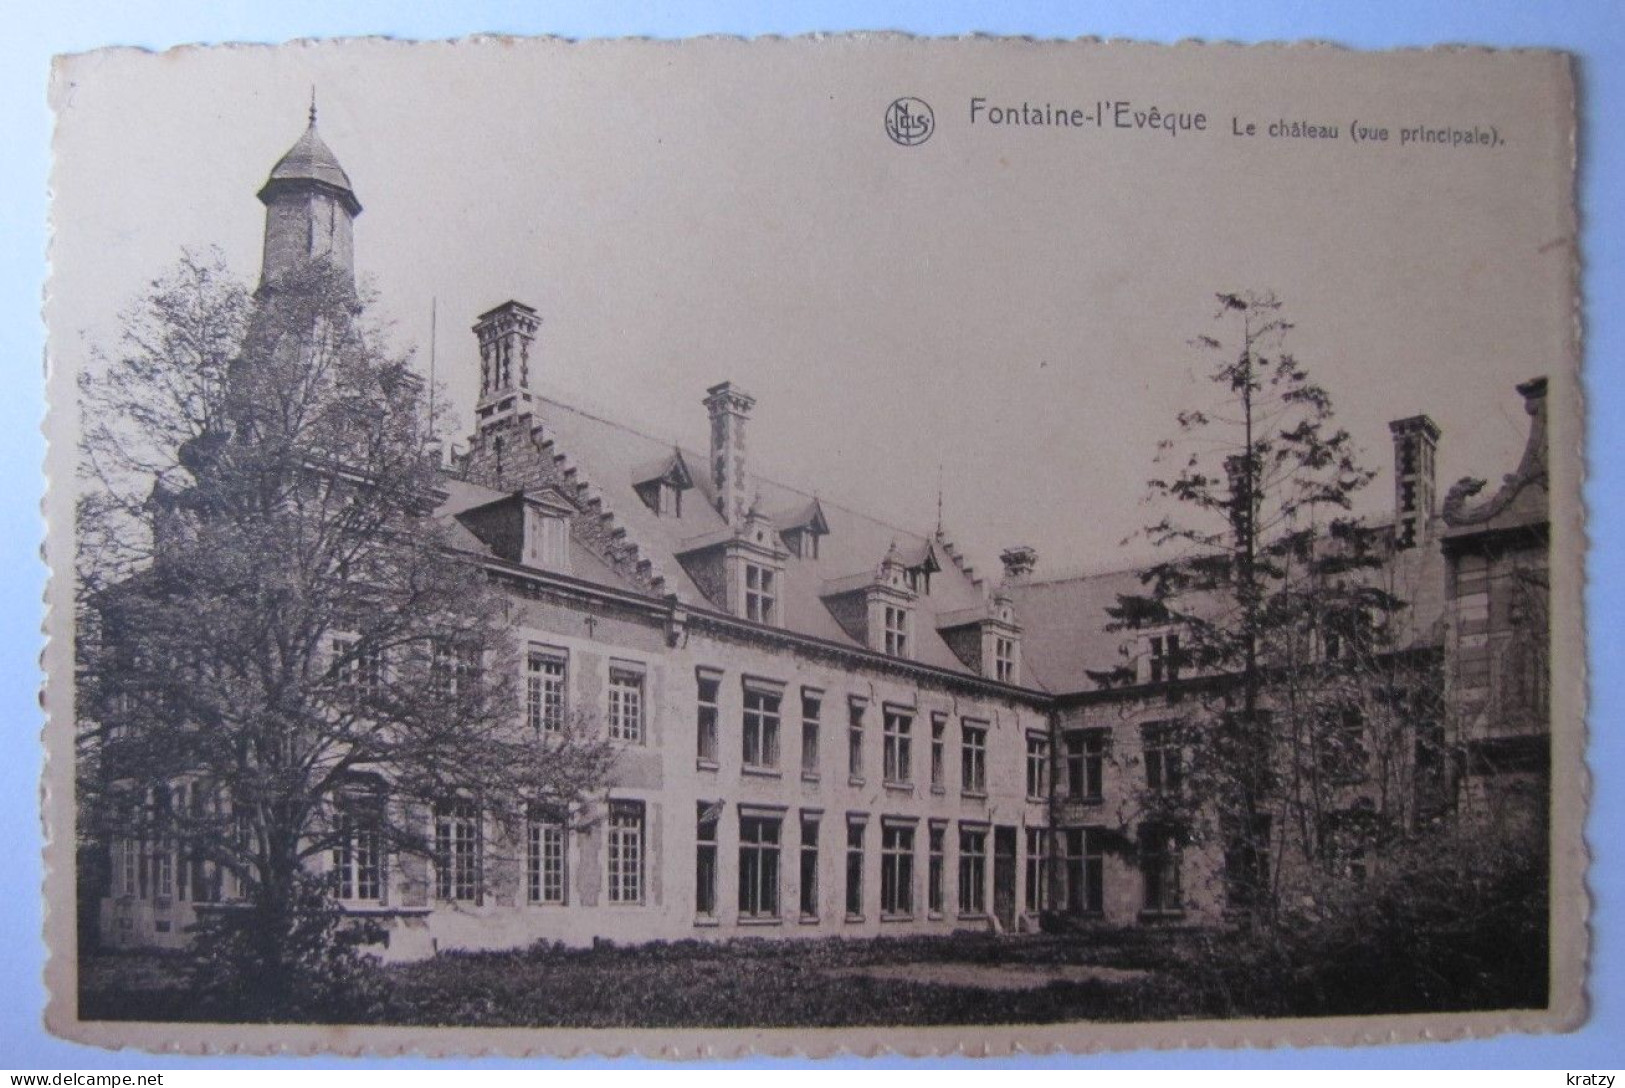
94 113 1552 960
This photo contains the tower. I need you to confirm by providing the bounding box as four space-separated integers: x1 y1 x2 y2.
256 100 362 292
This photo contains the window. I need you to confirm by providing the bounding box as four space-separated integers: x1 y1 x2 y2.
883 709 913 785
994 637 1016 684
1025 828 1050 913
434 800 479 902
742 684 782 770
607 801 645 904
523 507 571 570
904 566 932 595
331 635 383 697
1141 824 1182 914
1319 707 1369 782
848 698 866 781
927 823 946 915
526 647 568 735
527 808 567 905
738 813 782 919
883 605 910 657
696 669 721 765
1026 734 1050 799
881 823 916 917
695 803 719 918
116 834 140 898
334 809 383 902
800 690 822 779
845 818 866 919
745 564 777 624
1321 810 1375 884
608 665 645 743
930 714 946 792
1142 722 1182 795
785 528 820 560
1148 633 1182 683
1224 814 1272 910
960 722 987 795
1065 730 1106 801
1063 829 1104 914
799 814 820 919
433 640 479 698
958 826 987 915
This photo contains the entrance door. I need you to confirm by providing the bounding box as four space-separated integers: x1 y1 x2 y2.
993 825 1018 931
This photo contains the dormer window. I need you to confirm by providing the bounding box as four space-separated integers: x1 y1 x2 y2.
523 504 571 571
785 528 821 560
745 563 777 624
778 498 830 561
904 566 932 595
632 449 694 519
636 481 684 518
994 636 1016 683
883 605 910 657
1147 633 1182 684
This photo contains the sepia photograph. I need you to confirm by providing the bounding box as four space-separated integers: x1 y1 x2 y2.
41 35 1584 1055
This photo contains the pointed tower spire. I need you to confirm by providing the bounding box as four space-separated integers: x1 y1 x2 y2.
256 102 362 293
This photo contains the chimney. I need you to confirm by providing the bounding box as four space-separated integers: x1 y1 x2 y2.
704 382 755 526
473 301 540 436
999 545 1038 583
1388 415 1441 550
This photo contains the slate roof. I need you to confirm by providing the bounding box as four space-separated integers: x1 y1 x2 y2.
258 121 362 215
1009 528 1450 697
441 397 1000 678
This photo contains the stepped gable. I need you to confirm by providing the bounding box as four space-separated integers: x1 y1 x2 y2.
526 397 993 674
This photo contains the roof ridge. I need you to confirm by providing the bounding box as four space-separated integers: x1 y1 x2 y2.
537 393 939 546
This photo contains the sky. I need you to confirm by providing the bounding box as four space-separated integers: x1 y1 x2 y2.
48 38 1574 583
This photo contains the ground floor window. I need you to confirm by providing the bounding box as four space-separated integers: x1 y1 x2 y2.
1062 828 1104 914
523 808 566 905
1140 823 1182 914
1025 828 1050 912
880 822 915 917
434 800 479 903
695 803 719 918
845 818 866 918
927 823 946 914
335 812 384 902
958 826 987 915
799 814 820 919
607 801 645 904
738 812 782 919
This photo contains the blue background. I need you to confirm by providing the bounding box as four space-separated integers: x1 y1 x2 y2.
5 1 1618 1070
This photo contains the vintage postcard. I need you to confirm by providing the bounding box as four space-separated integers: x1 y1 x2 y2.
42 36 1584 1056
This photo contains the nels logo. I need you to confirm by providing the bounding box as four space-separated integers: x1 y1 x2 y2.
884 97 935 147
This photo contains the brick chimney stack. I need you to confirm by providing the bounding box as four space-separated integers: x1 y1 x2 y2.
704 381 756 527
999 545 1038 583
1389 415 1441 550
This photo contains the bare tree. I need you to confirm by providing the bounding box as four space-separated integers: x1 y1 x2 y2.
77 254 614 1003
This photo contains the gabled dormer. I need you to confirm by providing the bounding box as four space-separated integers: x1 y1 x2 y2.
937 587 1023 684
820 540 919 658
778 497 830 560
632 448 695 518
675 496 789 625
453 486 575 573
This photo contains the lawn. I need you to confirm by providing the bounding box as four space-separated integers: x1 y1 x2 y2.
79 930 1220 1028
